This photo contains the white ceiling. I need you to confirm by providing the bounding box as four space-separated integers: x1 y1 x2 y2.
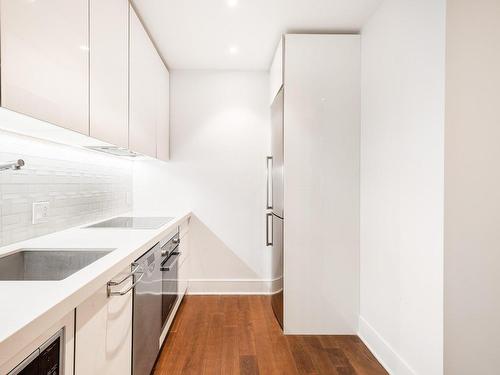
132 0 382 71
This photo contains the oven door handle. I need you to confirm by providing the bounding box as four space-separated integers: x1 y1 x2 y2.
161 242 179 257
107 271 144 297
161 252 181 271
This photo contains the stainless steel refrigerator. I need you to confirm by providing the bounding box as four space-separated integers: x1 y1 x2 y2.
267 87 284 328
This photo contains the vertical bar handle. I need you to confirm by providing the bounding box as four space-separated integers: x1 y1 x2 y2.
266 213 273 246
266 156 273 210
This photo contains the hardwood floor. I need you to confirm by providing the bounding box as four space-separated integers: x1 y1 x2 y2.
153 296 388 375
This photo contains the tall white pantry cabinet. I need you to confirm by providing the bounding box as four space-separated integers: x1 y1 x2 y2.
271 34 361 334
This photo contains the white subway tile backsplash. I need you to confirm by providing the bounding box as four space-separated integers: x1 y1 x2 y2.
0 133 133 246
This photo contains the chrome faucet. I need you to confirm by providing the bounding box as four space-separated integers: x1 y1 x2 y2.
0 159 25 172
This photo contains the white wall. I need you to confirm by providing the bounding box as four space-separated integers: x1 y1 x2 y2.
444 1 500 373
360 0 445 374
133 71 272 293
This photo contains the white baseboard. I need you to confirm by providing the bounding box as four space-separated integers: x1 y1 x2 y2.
358 316 416 375
187 277 282 295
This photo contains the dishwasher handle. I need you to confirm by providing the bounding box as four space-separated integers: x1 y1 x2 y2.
107 268 144 297
107 262 140 287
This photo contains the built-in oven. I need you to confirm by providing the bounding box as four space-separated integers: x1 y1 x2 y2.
8 329 63 375
160 232 181 328
132 230 181 375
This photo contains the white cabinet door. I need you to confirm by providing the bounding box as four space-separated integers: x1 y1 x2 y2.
129 6 157 158
269 37 283 105
75 267 133 374
90 0 129 148
283 35 360 334
156 59 170 162
0 0 89 135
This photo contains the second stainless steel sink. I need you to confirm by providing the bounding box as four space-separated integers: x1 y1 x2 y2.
0 249 115 281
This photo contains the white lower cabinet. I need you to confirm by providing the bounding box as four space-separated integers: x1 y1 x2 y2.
75 267 133 374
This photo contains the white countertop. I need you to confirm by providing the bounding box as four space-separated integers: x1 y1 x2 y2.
0 210 191 365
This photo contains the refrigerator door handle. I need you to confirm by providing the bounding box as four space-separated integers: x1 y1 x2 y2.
266 156 273 209
266 213 273 246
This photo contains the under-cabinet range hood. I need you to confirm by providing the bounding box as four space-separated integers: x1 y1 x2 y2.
85 146 141 157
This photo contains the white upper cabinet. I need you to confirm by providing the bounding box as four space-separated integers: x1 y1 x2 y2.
155 57 170 161
90 0 129 148
0 1 170 161
0 0 89 135
269 37 284 105
129 6 158 158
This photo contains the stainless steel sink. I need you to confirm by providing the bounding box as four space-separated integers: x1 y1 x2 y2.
0 249 115 281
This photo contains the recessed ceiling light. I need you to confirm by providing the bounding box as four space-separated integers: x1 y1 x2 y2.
228 45 239 55
226 0 238 7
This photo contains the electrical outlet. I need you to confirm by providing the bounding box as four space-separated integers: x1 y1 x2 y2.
32 201 50 224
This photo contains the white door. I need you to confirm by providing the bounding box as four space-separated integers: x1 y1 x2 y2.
90 0 129 148
0 0 89 134
129 6 158 158
75 267 133 374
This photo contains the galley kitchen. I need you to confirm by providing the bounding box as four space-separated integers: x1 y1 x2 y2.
0 1 498 375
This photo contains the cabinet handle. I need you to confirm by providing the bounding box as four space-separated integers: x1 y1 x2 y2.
266 156 273 210
107 271 144 297
266 213 273 246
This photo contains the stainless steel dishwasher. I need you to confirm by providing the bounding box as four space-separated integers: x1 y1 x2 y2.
132 243 162 375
